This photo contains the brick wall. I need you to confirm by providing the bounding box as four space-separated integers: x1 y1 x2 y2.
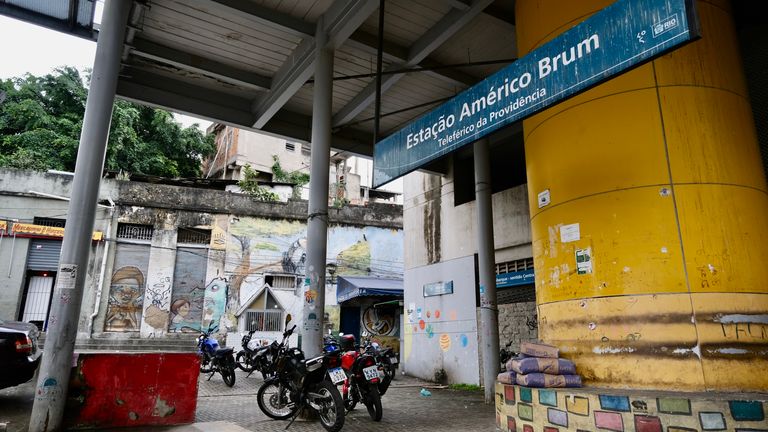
498 301 538 353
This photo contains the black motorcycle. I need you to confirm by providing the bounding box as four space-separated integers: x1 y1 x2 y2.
193 323 237 387
368 341 398 396
256 315 346 432
236 329 279 379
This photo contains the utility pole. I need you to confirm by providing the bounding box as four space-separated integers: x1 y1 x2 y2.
474 138 500 403
28 1 131 430
302 17 333 357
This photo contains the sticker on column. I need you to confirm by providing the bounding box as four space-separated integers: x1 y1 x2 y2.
575 247 593 274
537 189 551 208
560 223 580 243
56 264 77 290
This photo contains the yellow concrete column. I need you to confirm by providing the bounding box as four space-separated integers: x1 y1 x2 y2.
519 0 768 391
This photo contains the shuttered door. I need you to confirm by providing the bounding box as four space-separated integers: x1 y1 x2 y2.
22 276 55 329
26 239 62 271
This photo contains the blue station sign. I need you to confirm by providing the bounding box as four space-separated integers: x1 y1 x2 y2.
373 0 700 187
496 269 535 288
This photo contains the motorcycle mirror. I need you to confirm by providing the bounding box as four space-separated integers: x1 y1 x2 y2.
285 313 292 327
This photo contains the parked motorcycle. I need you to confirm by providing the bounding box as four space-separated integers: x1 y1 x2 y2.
256 314 346 432
362 337 398 396
194 323 236 387
236 329 279 379
338 333 383 421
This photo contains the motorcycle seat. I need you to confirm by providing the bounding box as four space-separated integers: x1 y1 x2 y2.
214 347 234 357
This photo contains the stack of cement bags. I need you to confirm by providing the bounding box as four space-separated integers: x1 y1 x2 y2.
497 341 582 388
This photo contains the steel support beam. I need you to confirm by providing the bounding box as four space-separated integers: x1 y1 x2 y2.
302 19 334 358
251 0 378 129
28 1 131 430
130 38 272 91
332 0 495 127
117 68 255 128
474 138 500 403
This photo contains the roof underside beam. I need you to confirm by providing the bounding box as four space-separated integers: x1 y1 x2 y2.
332 0 495 128
117 68 255 128
129 37 272 91
251 0 379 129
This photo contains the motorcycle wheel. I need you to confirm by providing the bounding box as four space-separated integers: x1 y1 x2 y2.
378 371 392 396
363 385 383 422
199 355 213 374
236 351 255 372
313 380 345 432
221 361 236 387
257 381 297 420
343 384 358 411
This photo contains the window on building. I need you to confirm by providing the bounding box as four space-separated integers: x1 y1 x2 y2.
117 223 154 241
33 217 66 228
245 309 283 332
495 258 534 274
301 144 311 157
177 227 211 245
285 142 296 152
265 274 297 289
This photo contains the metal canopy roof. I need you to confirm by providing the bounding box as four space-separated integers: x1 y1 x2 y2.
1 0 517 162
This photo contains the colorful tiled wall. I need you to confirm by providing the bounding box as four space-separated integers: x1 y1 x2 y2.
495 382 768 432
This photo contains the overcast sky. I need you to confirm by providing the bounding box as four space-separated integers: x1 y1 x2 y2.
0 15 211 130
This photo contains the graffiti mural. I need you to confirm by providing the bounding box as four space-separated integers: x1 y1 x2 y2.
106 266 145 332
202 277 229 330
105 243 150 332
362 305 398 336
169 247 208 332
227 217 403 287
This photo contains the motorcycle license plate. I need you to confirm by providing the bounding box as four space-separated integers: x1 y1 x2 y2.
329 367 346 384
389 357 398 364
363 366 379 381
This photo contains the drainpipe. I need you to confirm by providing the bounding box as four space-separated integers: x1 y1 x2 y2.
88 198 115 337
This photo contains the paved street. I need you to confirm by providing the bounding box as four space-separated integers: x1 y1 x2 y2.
1 369 496 431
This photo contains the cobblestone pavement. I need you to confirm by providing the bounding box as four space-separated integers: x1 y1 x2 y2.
1 369 497 431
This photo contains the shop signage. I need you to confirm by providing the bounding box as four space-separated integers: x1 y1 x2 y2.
496 269 535 288
10 223 103 241
423 281 454 297
0 220 6 233
373 0 700 187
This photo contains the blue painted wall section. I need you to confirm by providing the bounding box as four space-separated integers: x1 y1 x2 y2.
373 0 700 187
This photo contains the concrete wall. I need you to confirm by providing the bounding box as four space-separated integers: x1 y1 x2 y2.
401 167 534 384
498 301 538 353
404 255 479 385
0 168 403 351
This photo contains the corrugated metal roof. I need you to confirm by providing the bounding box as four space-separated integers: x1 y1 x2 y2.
1 0 519 163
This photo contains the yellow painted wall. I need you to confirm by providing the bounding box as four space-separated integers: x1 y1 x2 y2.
518 0 768 391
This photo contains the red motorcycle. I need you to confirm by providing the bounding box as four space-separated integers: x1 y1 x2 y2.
338 334 383 421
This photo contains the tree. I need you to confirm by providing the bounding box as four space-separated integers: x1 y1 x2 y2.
271 155 309 199
0 67 215 177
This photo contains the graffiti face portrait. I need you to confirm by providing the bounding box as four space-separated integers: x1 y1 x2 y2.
106 266 145 331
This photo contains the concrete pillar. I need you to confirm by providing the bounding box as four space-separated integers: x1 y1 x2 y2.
518 0 768 391
302 19 333 357
474 139 500 402
29 1 131 430
140 219 178 338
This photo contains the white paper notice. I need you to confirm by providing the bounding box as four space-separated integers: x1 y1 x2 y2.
56 264 77 290
560 223 580 243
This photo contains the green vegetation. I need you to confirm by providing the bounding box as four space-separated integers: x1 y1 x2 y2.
271 155 309 199
449 383 482 391
0 67 215 177
238 164 279 202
